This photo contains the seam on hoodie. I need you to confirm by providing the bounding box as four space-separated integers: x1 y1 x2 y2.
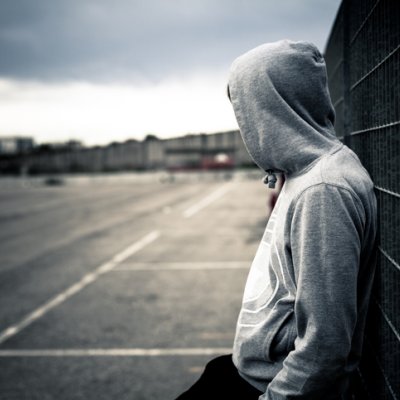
320 152 366 220
292 181 364 218
289 143 363 213
289 182 367 252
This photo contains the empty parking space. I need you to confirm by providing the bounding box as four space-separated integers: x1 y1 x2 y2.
0 175 267 399
2 268 248 349
0 355 213 400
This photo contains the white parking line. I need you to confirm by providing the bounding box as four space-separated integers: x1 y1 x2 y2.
183 184 231 218
0 230 160 345
0 348 232 357
112 261 250 271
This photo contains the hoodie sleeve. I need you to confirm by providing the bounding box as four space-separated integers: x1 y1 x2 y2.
263 183 365 400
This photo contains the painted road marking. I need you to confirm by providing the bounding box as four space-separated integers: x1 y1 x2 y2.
0 230 160 345
0 348 232 357
197 332 233 340
183 184 231 218
112 261 250 271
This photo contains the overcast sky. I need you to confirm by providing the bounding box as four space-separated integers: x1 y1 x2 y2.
0 0 342 145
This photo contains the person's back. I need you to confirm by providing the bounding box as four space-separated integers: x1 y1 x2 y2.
176 39 378 400
231 140 377 400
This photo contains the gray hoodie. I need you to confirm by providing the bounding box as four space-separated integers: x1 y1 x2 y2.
228 39 378 399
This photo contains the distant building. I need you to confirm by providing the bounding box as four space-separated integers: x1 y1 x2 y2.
0 136 34 155
37 139 83 152
0 130 256 174
164 131 244 170
143 135 165 169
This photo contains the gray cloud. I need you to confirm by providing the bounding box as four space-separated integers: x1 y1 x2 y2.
0 0 341 83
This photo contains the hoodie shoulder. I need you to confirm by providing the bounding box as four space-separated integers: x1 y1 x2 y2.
284 144 375 218
320 144 375 201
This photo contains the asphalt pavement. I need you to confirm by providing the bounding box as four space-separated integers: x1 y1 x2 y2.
0 172 269 400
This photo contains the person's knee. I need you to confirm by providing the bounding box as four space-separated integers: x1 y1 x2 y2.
204 354 233 373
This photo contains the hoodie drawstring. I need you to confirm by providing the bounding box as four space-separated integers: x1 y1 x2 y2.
263 170 277 188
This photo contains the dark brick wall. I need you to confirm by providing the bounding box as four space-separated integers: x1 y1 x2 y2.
324 1 400 399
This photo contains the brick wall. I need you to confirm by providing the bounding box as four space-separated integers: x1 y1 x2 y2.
324 1 400 398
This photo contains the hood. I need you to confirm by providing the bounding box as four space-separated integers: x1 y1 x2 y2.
228 39 342 181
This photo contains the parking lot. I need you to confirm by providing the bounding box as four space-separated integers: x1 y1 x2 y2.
0 173 268 399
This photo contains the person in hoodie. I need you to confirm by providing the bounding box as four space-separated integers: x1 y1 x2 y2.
175 39 378 400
